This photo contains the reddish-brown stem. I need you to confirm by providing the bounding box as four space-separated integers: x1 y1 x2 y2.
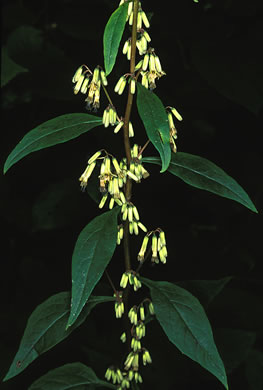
122 0 140 350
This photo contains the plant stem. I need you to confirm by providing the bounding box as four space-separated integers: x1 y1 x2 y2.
123 0 139 272
122 0 139 349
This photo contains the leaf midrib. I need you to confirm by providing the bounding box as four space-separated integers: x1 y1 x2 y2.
22 309 68 360
169 160 248 205
72 222 112 316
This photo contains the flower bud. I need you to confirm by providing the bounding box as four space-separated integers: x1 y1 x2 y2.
114 120 124 134
140 35 148 53
141 11 150 28
127 170 139 181
142 349 152 365
129 121 134 137
142 53 149 71
119 224 124 240
132 205 140 221
143 30 151 42
102 108 110 128
137 10 142 29
80 77 89 94
130 78 136 94
123 39 130 55
108 106 116 125
135 59 143 70
105 367 113 381
133 221 139 235
140 305 145 321
99 194 108 209
120 272 129 288
171 106 183 121
134 372 143 383
120 332 126 343
137 234 149 261
122 206 128 221
72 66 83 83
138 222 147 232
109 197 115 209
116 369 123 383
148 301 155 315
149 54 156 71
114 76 125 93
127 1 133 16
92 66 100 84
112 157 121 175
154 55 163 73
159 245 167 263
128 11 133 26
118 78 127 95
168 112 176 132
141 72 149 89
100 69 108 86
79 161 96 189
74 74 85 94
159 230 166 246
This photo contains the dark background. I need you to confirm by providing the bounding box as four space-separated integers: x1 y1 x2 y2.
1 0 263 389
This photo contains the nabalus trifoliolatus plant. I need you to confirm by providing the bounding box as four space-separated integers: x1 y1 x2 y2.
3 1 258 389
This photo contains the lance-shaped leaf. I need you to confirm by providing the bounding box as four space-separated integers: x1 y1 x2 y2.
67 207 119 328
4 113 102 174
28 362 115 390
143 152 257 213
103 2 129 76
3 292 114 381
141 277 228 390
137 84 171 173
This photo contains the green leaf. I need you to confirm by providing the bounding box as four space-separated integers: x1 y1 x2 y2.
67 207 119 328
141 277 228 390
103 2 129 76
143 152 258 213
177 277 232 308
1 47 28 87
28 362 115 390
4 113 102 174
137 84 171 173
3 292 114 381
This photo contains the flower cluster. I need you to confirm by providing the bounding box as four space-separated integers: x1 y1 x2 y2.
102 105 117 127
119 0 150 30
72 65 107 110
107 299 155 388
114 291 124 319
79 150 147 207
120 271 142 291
121 202 147 235
137 229 168 264
166 106 183 153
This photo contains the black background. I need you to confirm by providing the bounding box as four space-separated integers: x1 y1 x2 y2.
1 0 263 389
